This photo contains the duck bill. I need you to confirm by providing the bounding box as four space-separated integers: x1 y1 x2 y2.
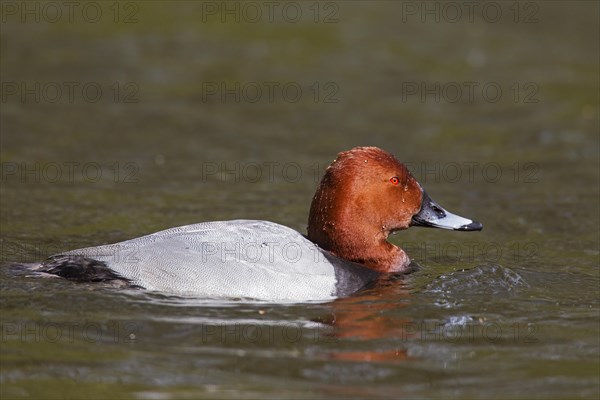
410 190 483 231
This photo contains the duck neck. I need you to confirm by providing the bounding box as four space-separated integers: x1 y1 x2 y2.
308 217 410 273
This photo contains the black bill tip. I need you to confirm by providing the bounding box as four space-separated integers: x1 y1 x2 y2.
456 220 483 231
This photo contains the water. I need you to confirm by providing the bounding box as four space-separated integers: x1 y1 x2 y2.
1 1 598 399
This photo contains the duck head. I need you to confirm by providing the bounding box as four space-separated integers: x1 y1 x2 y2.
307 147 482 273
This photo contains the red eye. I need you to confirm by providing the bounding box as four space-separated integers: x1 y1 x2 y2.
390 176 400 185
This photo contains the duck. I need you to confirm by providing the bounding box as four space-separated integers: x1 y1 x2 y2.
23 147 482 302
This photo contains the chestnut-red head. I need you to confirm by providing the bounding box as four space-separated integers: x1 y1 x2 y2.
308 147 481 272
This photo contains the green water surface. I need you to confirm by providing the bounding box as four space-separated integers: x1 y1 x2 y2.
1 1 599 399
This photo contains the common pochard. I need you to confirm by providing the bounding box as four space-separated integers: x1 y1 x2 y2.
22 147 482 302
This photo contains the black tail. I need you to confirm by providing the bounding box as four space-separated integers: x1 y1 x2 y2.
36 255 134 287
